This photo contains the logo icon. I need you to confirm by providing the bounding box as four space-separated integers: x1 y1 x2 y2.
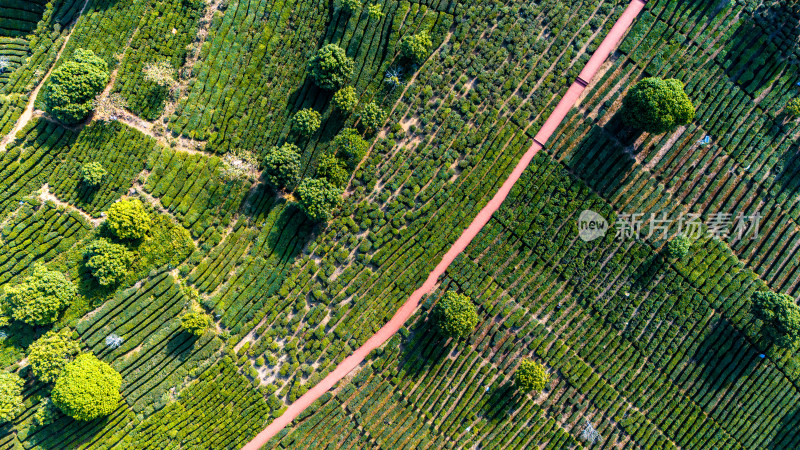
578 210 608 242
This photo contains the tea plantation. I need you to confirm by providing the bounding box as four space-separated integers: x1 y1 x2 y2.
0 0 796 448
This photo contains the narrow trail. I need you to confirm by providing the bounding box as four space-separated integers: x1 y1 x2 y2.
241 1 648 448
0 0 91 152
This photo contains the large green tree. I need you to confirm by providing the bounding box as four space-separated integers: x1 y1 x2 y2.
84 238 134 286
42 49 109 124
333 128 368 166
264 143 302 189
106 198 152 240
308 44 354 90
28 330 81 383
0 372 23 423
332 86 358 113
665 235 692 260
292 108 322 136
400 32 433 63
52 353 122 421
360 102 386 131
515 359 549 392
622 77 694 134
433 291 479 338
296 178 343 222
1 266 76 325
751 291 800 349
180 310 212 336
81 162 107 186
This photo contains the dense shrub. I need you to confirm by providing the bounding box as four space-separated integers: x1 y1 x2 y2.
81 162 107 186
296 178 343 222
264 143 301 189
400 32 433 63
84 238 134 286
33 398 59 426
292 108 322 136
786 98 800 117
665 235 691 259
340 0 362 14
28 330 81 383
433 291 479 338
1 266 76 325
360 102 386 131
332 86 358 113
52 353 122 421
317 154 349 187
42 49 109 124
106 198 152 240
751 291 800 349
333 128 368 166
308 44 354 90
622 78 694 134
0 372 23 423
515 359 549 392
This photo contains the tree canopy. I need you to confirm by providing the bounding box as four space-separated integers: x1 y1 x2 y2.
515 359 549 392
622 77 694 134
1 266 76 325
433 291 479 338
316 154 349 187
28 330 81 383
296 178 343 222
292 108 322 136
264 143 302 189
42 49 109 124
52 353 122 421
751 291 800 349
360 101 386 131
786 98 800 118
81 162 107 186
400 32 433 63
0 372 23 423
332 86 358 113
180 309 212 336
106 198 152 240
85 238 134 286
308 44 354 90
665 235 691 260
333 128 368 166
340 0 362 14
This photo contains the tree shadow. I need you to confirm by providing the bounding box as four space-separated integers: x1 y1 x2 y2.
166 331 196 362
768 404 800 449
690 318 761 394
480 381 525 424
630 253 665 291
397 319 451 380
562 123 637 199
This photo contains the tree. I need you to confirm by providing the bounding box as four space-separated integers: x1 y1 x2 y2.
317 154 349 187
180 309 211 336
340 0 362 14
367 3 384 19
751 291 800 349
786 98 800 118
332 86 358 113
333 128 368 166
665 235 691 260
81 162 107 186
28 330 81 383
308 44 354 90
360 101 386 131
2 266 76 325
622 78 694 134
264 143 302 188
84 238 134 286
52 353 122 421
296 178 343 222
292 108 322 136
33 398 59 426
106 198 151 240
515 359 549 392
0 372 23 423
433 291 479 338
400 32 433 63
42 49 109 124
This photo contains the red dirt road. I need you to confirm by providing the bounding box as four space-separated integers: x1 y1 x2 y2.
242 1 646 448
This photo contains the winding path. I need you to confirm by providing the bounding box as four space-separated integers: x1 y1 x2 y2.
242 1 647 448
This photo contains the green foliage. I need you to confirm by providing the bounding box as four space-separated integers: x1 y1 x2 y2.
515 359 549 393
106 198 152 240
400 32 433 63
623 77 695 134
42 49 109 124
84 238 134 286
333 128 368 166
433 291 478 338
751 291 800 349
264 143 302 189
332 86 358 113
340 0 362 14
665 235 691 260
80 161 107 186
292 108 322 136
307 44 354 90
367 3 384 19
317 154 349 187
180 309 212 336
28 330 81 383
296 178 343 222
2 265 76 325
360 102 386 131
33 398 59 427
0 372 23 423
52 353 122 421
786 98 800 117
